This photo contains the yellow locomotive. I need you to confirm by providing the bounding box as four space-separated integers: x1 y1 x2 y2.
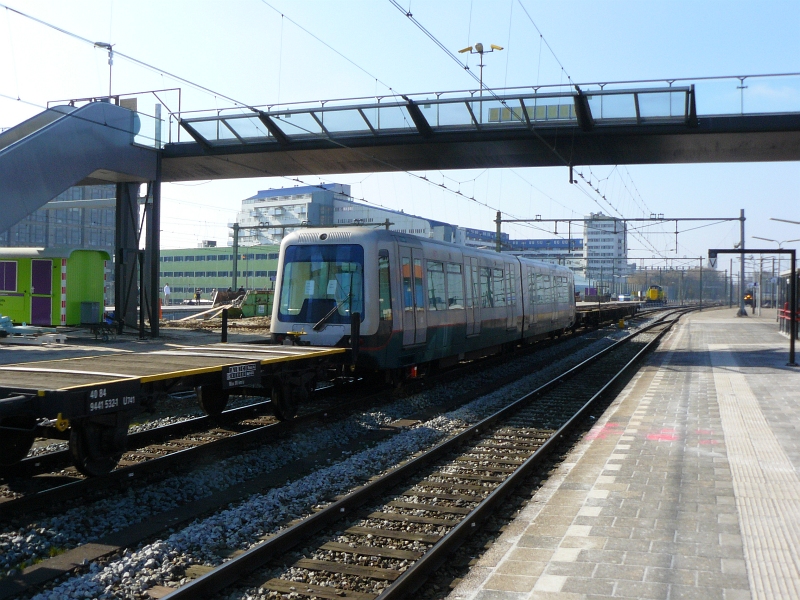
645 285 666 304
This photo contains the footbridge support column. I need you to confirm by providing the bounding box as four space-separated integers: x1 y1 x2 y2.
115 182 140 332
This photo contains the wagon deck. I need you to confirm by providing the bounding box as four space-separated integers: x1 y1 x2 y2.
0 343 347 394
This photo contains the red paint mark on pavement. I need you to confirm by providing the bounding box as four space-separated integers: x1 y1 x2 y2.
695 429 719 445
585 422 623 440
647 428 679 442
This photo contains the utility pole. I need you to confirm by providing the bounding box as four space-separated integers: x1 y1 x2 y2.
495 211 502 253
699 257 703 310
738 209 747 316
232 222 240 290
723 269 727 305
729 258 733 307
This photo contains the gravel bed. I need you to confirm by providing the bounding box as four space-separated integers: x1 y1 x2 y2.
20 322 650 598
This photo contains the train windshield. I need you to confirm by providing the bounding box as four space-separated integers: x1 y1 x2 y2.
278 244 364 324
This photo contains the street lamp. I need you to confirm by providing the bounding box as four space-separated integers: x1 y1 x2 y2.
94 41 114 97
752 236 800 246
458 42 503 122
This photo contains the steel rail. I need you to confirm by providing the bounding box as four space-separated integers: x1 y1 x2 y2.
379 313 682 598
163 309 688 599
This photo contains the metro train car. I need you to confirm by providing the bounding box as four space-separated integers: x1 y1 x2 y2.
270 227 576 378
645 285 666 304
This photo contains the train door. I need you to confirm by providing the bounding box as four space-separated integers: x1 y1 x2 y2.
30 259 52 326
505 263 516 330
466 257 481 335
400 246 427 346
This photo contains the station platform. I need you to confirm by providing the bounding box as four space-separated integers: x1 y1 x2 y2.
449 307 800 600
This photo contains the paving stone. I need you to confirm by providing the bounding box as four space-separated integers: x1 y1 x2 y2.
613 579 669 599
560 576 615 595
484 574 536 593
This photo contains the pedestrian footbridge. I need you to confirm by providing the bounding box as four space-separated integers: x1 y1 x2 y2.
1 74 798 335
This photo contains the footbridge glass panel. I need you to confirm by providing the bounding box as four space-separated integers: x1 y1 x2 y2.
174 74 800 147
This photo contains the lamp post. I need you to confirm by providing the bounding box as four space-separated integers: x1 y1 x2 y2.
458 42 504 122
93 42 114 97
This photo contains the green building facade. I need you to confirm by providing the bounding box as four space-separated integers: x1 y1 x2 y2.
159 245 280 303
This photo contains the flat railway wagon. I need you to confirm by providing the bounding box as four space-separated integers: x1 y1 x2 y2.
0 344 347 476
270 227 576 380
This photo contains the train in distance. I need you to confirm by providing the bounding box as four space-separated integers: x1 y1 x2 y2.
645 285 666 304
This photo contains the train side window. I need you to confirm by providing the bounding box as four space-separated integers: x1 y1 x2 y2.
493 268 506 307
534 272 544 302
480 267 493 307
402 257 413 310
427 261 446 311
542 275 553 303
378 251 392 320
558 276 569 302
508 265 517 306
446 263 464 309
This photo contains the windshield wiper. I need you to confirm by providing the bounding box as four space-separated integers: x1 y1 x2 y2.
313 292 352 331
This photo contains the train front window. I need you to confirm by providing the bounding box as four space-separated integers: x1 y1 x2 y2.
278 244 364 323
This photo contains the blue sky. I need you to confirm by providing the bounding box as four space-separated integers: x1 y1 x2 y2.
1 0 798 267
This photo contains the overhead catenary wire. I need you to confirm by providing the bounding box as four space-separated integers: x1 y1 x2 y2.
0 2 253 110
259 0 397 97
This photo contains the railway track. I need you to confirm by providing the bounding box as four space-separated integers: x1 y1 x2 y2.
159 309 686 600
0 309 650 515
0 312 667 598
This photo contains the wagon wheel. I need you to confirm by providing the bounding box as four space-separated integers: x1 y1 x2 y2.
271 380 297 420
0 417 37 467
195 384 230 417
69 422 126 477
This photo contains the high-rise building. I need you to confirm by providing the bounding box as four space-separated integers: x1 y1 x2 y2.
583 212 629 280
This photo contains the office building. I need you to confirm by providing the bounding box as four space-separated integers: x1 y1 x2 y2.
583 212 629 279
0 184 116 250
158 245 281 303
234 184 460 245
